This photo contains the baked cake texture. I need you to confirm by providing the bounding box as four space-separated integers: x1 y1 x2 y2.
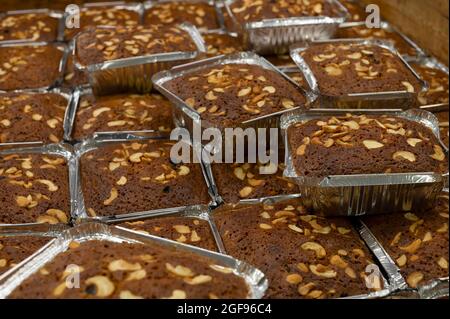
75 25 198 66
287 114 448 177
65 6 140 40
145 1 220 30
338 0 366 22
0 44 63 91
266 54 296 68
72 93 174 140
62 55 89 89
228 0 343 23
203 33 244 57
9 240 249 299
164 63 307 129
299 42 423 96
410 62 449 106
0 92 67 144
212 162 297 203
0 153 70 224
363 193 449 288
80 140 211 217
118 217 217 251
435 111 449 148
0 12 59 42
213 200 383 298
0 235 51 276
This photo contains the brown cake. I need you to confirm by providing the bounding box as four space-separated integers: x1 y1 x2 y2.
266 54 296 68
0 44 63 91
145 1 220 30
299 42 423 96
0 235 51 276
410 62 449 106
336 25 419 57
203 32 244 57
0 153 70 224
9 240 249 299
339 0 366 22
287 114 448 177
212 162 297 203
362 193 449 288
62 55 89 89
80 140 211 217
75 25 198 67
118 217 217 251
285 70 308 91
228 0 343 23
72 93 174 140
64 6 140 40
0 92 67 144
435 111 449 148
0 12 59 42
163 63 307 129
213 200 383 298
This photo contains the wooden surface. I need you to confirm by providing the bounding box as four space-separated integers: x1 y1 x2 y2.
361 0 449 65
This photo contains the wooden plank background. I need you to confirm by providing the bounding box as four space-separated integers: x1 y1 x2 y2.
361 0 449 65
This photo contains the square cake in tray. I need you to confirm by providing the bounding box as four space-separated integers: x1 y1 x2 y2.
0 12 60 42
287 114 448 178
72 93 174 140
118 217 217 251
80 140 211 217
212 199 383 298
297 42 423 97
163 62 307 129
145 1 220 30
0 153 70 225
0 44 63 91
363 193 449 288
8 240 249 299
0 235 52 276
0 92 67 144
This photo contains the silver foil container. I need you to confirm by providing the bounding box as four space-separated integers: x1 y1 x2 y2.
356 216 450 299
0 142 77 228
0 8 65 43
290 39 428 109
0 222 268 299
281 108 449 216
0 41 69 92
152 51 314 135
207 194 392 299
337 21 426 61
72 23 206 96
71 135 219 223
220 0 349 55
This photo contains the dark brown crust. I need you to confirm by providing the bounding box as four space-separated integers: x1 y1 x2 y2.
72 93 174 140
145 2 220 30
75 25 197 66
362 193 449 288
164 63 307 129
0 45 63 91
80 140 211 217
300 42 422 96
9 240 248 299
119 217 217 251
0 236 51 276
0 92 67 144
213 200 383 299
0 12 59 42
288 114 448 177
0 153 70 224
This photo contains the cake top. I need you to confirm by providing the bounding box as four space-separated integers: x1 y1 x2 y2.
203 33 244 57
298 42 423 96
164 63 307 128
75 25 198 66
411 62 449 106
145 1 220 30
287 114 448 177
0 12 59 42
229 0 343 23
9 240 250 299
